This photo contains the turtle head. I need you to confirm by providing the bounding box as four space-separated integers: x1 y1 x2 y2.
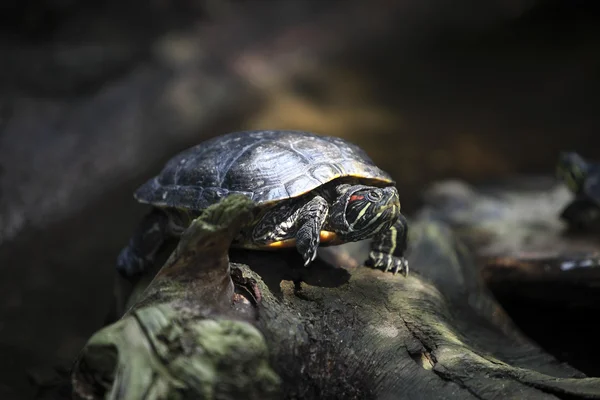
331 185 400 241
556 152 588 194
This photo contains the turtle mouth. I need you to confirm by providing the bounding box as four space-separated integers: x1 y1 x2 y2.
381 190 401 215
383 186 401 206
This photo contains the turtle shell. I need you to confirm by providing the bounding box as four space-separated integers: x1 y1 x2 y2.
135 130 394 210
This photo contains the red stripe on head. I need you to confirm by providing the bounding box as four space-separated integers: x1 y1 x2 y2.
349 195 364 202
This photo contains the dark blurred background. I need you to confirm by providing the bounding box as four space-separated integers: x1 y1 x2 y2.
1 0 599 397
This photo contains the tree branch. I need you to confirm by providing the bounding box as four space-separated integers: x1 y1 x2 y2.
72 183 600 399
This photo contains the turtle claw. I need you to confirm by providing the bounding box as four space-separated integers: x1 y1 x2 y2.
367 251 409 276
393 257 409 276
303 246 319 266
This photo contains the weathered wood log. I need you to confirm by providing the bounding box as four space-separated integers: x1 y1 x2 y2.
72 195 280 399
420 178 600 304
72 185 600 399
421 177 600 378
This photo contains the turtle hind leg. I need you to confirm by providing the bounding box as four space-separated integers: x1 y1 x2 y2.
367 213 409 275
116 208 171 278
295 196 329 266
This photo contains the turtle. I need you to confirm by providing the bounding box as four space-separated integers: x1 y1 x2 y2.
117 130 409 277
556 151 600 229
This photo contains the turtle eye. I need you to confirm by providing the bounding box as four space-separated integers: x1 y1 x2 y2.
367 191 382 202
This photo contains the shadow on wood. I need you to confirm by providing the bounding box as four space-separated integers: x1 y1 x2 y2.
70 187 600 399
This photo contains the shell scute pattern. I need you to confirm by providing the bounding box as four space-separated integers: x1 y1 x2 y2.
134 130 393 210
222 141 305 194
252 186 289 203
309 163 344 183
284 175 324 198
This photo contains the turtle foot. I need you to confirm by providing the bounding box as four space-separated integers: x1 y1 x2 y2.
366 251 409 276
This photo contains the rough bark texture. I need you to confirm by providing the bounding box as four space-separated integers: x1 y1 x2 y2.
421 177 600 377
72 195 280 400
71 182 600 399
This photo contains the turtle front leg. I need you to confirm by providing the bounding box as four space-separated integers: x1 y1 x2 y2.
367 213 409 275
295 196 329 266
117 208 171 278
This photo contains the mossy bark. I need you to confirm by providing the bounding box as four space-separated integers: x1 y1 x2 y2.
72 184 600 399
72 196 281 400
